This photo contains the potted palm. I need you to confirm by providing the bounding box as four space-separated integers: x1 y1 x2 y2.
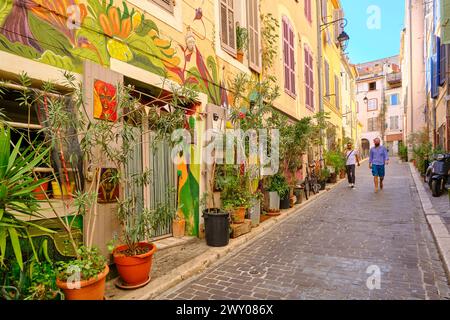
319 168 330 190
236 25 249 63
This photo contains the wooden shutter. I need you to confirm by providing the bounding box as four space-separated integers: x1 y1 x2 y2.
324 60 330 98
220 0 236 55
305 0 312 22
304 46 314 110
247 0 261 72
334 75 340 109
151 0 174 13
333 9 343 43
282 17 295 96
440 42 446 86
321 0 328 22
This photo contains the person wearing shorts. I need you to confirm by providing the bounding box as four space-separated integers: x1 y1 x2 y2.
369 138 389 193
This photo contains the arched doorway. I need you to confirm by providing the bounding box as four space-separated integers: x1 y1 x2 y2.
361 139 370 159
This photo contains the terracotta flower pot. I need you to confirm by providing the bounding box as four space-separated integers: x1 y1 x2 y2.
231 207 246 224
56 264 109 300
172 219 186 238
33 181 49 200
237 51 244 63
113 242 157 286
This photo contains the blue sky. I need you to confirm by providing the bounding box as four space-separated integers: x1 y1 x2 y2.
341 0 405 64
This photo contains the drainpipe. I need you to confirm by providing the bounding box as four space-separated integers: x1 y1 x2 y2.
408 0 414 160
316 0 324 165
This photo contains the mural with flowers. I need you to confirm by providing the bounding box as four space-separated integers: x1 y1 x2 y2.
0 0 226 105
0 0 229 237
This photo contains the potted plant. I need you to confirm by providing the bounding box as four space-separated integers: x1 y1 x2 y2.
217 165 251 224
319 168 330 190
325 150 345 183
266 173 289 213
56 246 108 300
236 25 249 63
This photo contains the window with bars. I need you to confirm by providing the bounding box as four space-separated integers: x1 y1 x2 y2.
304 0 312 23
304 45 314 110
151 0 174 13
247 0 261 72
220 0 237 55
440 42 446 86
282 16 296 96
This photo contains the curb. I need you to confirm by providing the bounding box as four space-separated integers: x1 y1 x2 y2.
111 178 347 300
409 163 450 281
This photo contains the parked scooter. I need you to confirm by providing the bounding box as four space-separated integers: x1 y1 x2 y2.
425 153 450 197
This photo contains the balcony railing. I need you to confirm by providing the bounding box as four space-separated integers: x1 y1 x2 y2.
386 72 402 84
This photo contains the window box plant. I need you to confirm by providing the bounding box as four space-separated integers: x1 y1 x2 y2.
236 25 249 63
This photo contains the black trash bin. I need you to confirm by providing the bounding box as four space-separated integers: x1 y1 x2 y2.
280 193 290 209
203 209 230 247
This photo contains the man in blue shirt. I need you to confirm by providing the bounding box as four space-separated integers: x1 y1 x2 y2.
369 138 389 193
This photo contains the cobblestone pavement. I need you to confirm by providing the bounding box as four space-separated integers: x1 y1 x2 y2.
161 159 450 300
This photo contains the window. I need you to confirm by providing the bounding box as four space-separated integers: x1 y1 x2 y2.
369 81 377 91
334 75 340 109
367 98 377 111
282 17 296 96
220 0 236 55
304 0 312 23
304 46 314 110
247 0 261 72
389 94 399 106
368 117 378 132
333 9 344 43
151 0 174 13
390 116 399 130
324 59 330 98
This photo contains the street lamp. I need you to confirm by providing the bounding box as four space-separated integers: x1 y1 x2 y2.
320 18 350 50
363 96 368 105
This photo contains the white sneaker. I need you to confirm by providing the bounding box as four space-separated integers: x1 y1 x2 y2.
349 184 353 188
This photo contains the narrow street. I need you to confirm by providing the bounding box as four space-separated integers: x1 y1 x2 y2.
162 159 450 300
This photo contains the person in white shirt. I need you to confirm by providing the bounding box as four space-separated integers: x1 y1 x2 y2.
345 142 360 188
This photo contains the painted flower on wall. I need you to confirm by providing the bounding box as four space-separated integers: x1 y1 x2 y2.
93 79 118 122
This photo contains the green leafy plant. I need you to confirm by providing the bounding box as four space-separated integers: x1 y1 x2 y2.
216 165 252 211
324 150 346 173
267 173 290 199
236 26 249 52
0 126 54 270
56 246 106 282
398 142 408 162
319 168 331 182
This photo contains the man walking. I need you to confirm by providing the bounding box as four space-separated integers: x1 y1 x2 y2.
369 138 389 193
345 142 360 188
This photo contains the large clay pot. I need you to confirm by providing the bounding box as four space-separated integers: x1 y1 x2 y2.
231 207 246 224
172 219 185 238
56 265 109 300
113 242 157 287
237 51 244 63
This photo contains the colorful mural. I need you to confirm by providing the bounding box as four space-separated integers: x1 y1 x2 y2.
0 0 230 238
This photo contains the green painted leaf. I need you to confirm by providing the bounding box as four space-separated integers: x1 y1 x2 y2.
8 227 23 270
74 17 109 67
0 0 12 27
135 18 159 37
0 34 40 64
28 13 72 58
38 51 76 72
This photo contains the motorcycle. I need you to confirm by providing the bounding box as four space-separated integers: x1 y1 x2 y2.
425 153 450 197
